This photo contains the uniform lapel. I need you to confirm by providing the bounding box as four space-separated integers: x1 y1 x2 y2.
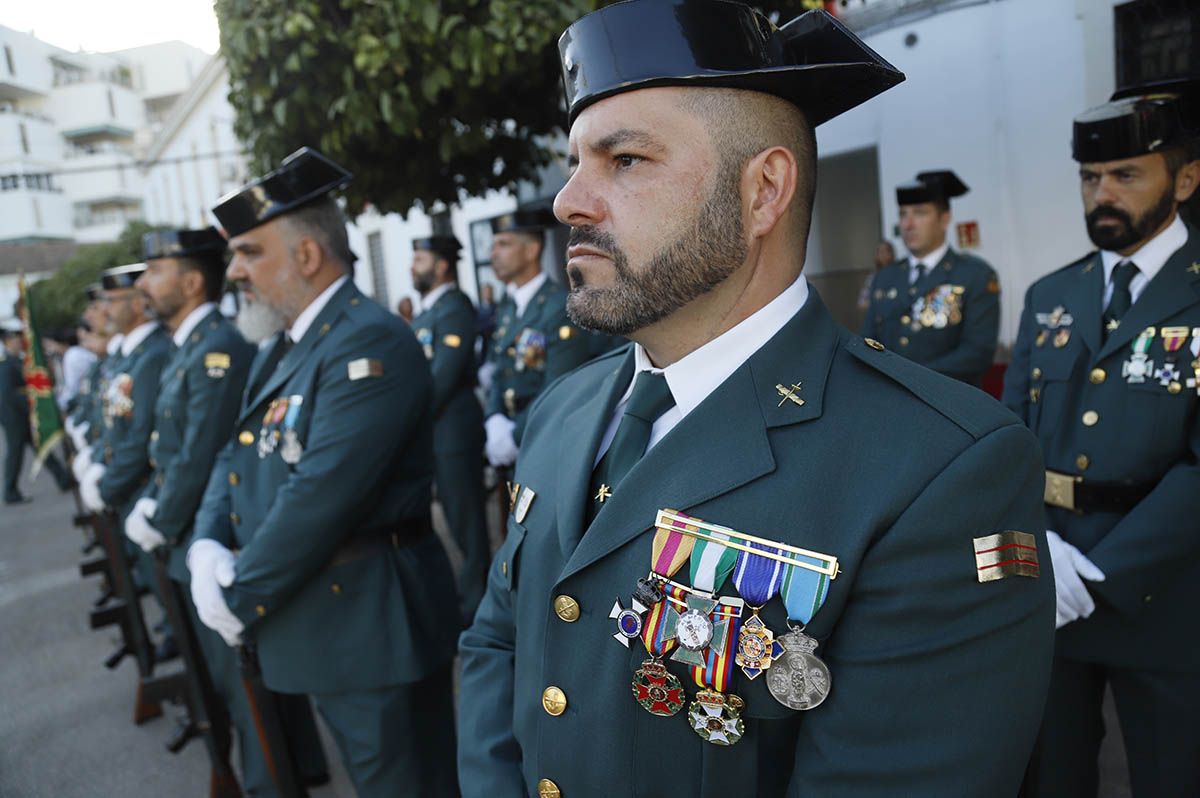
1062 252 1104 360
1097 231 1200 361
554 349 634 558
557 293 839 583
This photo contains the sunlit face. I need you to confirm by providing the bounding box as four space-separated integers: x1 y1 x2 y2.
226 219 302 342
490 231 539 282
898 202 949 259
103 287 143 334
411 249 439 294
1079 153 1176 252
135 257 187 323
553 87 748 335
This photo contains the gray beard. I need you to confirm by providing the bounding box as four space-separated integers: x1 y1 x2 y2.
236 299 288 344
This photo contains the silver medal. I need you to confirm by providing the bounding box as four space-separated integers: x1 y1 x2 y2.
766 628 831 711
280 428 303 465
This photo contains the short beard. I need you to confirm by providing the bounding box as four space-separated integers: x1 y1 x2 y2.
413 270 435 295
1086 188 1175 252
565 157 748 336
149 289 185 324
236 296 288 344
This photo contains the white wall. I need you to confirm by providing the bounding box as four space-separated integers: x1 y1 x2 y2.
112 41 209 101
0 191 72 240
0 111 58 165
45 80 144 136
0 26 56 97
58 147 141 203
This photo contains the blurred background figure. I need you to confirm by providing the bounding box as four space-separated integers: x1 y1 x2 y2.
396 295 414 323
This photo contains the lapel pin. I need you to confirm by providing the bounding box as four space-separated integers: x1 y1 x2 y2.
775 383 804 408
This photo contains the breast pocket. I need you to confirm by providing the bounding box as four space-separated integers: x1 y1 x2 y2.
1028 345 1082 434
494 516 527 592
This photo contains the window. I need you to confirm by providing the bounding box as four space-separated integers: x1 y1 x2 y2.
367 232 390 306
1115 0 1199 86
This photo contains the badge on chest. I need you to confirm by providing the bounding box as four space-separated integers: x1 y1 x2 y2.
258 394 305 464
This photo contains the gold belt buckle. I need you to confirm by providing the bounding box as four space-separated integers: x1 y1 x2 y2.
1044 470 1081 511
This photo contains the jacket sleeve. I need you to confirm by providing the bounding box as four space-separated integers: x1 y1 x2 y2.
1001 284 1037 421
100 349 168 508
1085 414 1200 617
430 301 478 418
151 341 253 543
192 441 237 549
220 325 433 626
790 422 1055 797
457 528 526 797
919 266 1000 379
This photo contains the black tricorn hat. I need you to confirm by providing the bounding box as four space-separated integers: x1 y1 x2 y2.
558 0 904 126
143 227 226 261
212 147 352 238
84 282 103 301
490 209 558 234
1072 77 1200 163
100 263 147 291
413 236 462 261
896 170 969 206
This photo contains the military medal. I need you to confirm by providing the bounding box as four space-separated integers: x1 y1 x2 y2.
1122 327 1156 384
1187 331 1200 396
688 689 745 746
416 328 434 360
1035 330 1048 347
767 553 835 711
514 328 547 372
730 542 787 680
1053 328 1071 348
631 588 686 717
279 396 304 464
1157 327 1189 389
1036 306 1073 329
257 397 287 458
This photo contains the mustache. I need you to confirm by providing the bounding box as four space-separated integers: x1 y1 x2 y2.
567 226 619 258
1087 205 1132 226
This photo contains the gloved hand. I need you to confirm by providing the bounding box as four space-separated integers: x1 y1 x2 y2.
64 416 77 438
72 445 93 482
477 361 497 392
188 539 244 647
80 463 107 512
69 420 90 451
1046 530 1106 628
124 497 165 553
485 413 519 467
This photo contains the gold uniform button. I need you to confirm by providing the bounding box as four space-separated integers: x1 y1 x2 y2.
1075 454 1090 471
900 315 911 325
1031 367 1042 380
1089 368 1106 384
1082 410 1099 427
507 346 517 356
1029 387 1041 403
553 595 580 622
331 583 342 595
1144 594 1153 603
899 336 909 346
864 338 885 352
228 472 240 486
542 686 567 716
501 561 508 576
255 605 266 617
1169 381 1182 394
239 431 255 445
230 512 240 524
150 431 159 442
536 779 561 798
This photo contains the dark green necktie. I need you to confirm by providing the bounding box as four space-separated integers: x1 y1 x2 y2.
1103 260 1138 339
586 371 676 525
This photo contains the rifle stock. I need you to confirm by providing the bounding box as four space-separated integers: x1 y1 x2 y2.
237 644 304 797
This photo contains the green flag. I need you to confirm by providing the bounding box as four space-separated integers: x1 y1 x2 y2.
17 277 64 473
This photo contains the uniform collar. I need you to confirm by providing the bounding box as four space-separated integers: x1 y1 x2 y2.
288 274 348 343
106 334 124 356
627 274 810 421
120 321 159 356
172 302 217 347
419 282 454 312
1100 213 1187 286
509 272 548 318
908 239 950 272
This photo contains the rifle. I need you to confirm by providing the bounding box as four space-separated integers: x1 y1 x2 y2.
139 550 241 798
237 643 305 797
84 508 163 724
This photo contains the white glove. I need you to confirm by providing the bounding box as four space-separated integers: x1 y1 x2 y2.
477 361 497 392
70 421 90 451
80 463 107 512
124 497 165 553
484 413 519 467
64 416 77 437
1046 530 1106 628
187 539 244 647
72 445 93 481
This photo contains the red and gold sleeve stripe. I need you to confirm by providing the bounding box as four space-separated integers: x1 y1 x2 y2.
973 531 1040 583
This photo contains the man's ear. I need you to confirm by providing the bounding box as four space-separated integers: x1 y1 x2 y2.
745 146 798 241
295 236 325 278
1173 158 1200 204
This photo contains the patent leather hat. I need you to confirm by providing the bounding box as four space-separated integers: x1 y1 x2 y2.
212 147 352 238
558 0 904 126
1073 77 1200 163
896 170 969 206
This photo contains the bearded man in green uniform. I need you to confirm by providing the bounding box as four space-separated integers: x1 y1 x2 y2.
862 170 1000 386
1005 80 1200 798
410 235 490 623
189 148 460 797
457 3 1055 797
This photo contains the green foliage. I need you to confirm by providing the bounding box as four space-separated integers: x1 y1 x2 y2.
28 221 160 331
216 0 827 216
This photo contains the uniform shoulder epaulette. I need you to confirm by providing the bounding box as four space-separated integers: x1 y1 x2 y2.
845 336 1015 441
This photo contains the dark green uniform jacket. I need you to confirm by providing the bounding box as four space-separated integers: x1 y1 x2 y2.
460 292 1055 797
412 287 484 455
143 309 256 582
98 327 172 515
193 281 459 695
1003 225 1200 670
486 277 591 439
862 248 1000 385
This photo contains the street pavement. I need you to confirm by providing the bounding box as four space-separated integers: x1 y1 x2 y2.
0 442 1131 796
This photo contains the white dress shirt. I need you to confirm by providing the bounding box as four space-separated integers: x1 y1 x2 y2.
119 321 159 357
1099 213 1187 309
907 240 950 285
58 345 97 409
509 272 548 319
594 275 811 466
288 275 348 343
172 302 217 347
106 334 124 356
